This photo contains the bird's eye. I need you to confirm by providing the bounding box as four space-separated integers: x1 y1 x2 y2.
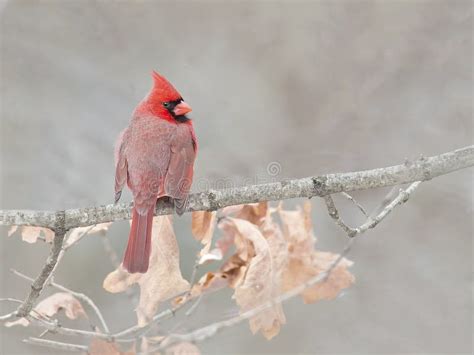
163 102 170 108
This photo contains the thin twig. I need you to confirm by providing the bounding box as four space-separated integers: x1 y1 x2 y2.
185 294 204 317
353 182 421 234
43 250 65 290
4 286 193 343
340 192 368 217
40 225 97 290
0 298 23 305
25 316 112 341
167 253 204 334
63 224 97 250
26 310 135 344
112 295 194 339
37 329 49 338
11 269 110 333
0 311 16 321
15 292 192 346
370 185 400 218
16 224 66 318
188 256 200 291
159 255 207 345
22 337 88 352
323 195 358 237
324 182 421 238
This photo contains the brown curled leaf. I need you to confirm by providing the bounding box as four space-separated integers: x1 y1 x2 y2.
221 217 286 340
7 226 54 244
6 292 86 327
166 342 200 355
89 338 134 355
103 216 189 326
65 222 113 248
279 202 355 303
191 211 218 264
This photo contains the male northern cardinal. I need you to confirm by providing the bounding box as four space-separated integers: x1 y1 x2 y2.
114 71 197 273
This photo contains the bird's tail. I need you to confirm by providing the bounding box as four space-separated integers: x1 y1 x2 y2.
123 207 154 273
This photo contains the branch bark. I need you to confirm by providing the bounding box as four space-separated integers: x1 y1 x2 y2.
16 227 66 318
0 145 472 230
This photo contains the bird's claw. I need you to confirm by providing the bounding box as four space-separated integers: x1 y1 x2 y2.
114 191 122 204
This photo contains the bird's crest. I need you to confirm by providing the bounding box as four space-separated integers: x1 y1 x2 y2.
151 70 182 101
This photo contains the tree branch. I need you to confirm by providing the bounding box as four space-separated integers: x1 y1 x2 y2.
0 145 472 230
340 192 368 217
16 226 66 318
26 316 111 340
22 337 88 352
0 311 16 321
324 181 421 238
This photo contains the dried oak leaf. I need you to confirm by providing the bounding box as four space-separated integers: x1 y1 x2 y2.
191 211 218 264
89 338 134 355
5 292 86 327
221 217 286 340
166 342 201 355
301 251 354 303
235 202 268 226
220 205 244 216
279 202 355 303
278 201 315 246
219 254 248 288
221 202 268 226
103 216 189 326
221 201 287 288
211 229 235 260
198 248 223 264
65 222 113 248
173 252 248 308
35 292 87 319
219 218 255 263
174 271 229 306
7 226 54 243
214 202 271 262
7 226 17 236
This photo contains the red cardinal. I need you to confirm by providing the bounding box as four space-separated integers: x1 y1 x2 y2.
114 71 197 273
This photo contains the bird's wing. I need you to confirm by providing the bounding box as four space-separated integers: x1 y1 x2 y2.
126 117 175 214
164 124 197 215
114 128 129 203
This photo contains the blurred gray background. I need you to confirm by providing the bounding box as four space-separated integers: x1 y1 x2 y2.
0 0 472 354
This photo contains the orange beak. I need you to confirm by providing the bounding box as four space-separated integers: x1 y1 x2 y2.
173 101 192 116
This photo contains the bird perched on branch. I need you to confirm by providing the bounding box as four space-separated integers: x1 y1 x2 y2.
114 71 197 273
